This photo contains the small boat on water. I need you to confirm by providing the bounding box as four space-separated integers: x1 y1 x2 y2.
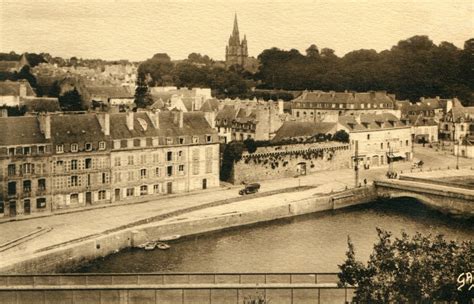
158 235 181 242
143 241 157 251
156 242 170 250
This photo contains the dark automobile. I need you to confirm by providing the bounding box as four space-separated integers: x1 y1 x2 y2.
239 183 260 195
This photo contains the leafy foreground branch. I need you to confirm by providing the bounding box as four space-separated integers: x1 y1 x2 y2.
338 228 473 303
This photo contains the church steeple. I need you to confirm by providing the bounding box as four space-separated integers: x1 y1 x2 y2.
225 13 248 68
231 13 240 44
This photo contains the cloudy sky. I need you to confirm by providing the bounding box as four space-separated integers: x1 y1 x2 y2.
1 0 472 61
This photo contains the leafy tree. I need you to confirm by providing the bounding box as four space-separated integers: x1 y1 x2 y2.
25 53 46 67
338 229 473 303
305 44 319 58
138 53 174 86
134 77 153 108
59 88 83 111
220 141 245 181
333 130 350 143
17 65 37 89
243 138 258 153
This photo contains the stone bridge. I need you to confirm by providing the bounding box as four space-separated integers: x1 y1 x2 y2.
374 177 474 218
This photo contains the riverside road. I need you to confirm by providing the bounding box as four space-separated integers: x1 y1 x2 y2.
0 145 472 270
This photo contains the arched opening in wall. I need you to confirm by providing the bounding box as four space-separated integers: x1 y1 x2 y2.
374 195 458 224
296 162 306 176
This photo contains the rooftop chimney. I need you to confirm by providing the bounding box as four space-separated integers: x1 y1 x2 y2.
38 113 51 139
97 112 110 136
178 111 183 128
0 108 8 118
173 111 184 128
19 81 27 97
354 114 361 125
126 111 134 131
277 100 284 115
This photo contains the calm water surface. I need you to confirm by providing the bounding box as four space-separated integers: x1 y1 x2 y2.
74 198 473 273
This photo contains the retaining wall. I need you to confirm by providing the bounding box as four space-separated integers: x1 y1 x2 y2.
0 187 377 274
232 143 351 184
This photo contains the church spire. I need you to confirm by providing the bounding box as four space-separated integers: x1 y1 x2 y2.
232 13 240 42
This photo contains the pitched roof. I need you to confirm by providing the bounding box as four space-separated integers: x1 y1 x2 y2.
51 113 108 145
200 98 219 112
109 111 216 140
20 97 60 112
0 80 36 97
451 106 474 122
338 113 408 132
87 86 133 98
0 61 19 72
272 121 337 142
294 91 395 106
216 105 237 125
0 116 48 145
406 114 437 126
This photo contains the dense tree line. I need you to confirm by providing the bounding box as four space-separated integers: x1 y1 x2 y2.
338 229 473 302
137 36 472 104
256 36 473 105
137 52 251 99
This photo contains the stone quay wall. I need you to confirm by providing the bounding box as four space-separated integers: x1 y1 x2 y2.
232 142 351 184
0 187 376 274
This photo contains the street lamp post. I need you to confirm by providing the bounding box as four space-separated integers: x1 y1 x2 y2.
456 136 462 170
354 140 359 188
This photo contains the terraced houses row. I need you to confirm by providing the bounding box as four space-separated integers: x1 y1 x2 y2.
0 111 219 218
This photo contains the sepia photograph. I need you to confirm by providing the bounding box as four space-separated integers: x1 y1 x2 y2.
0 0 473 303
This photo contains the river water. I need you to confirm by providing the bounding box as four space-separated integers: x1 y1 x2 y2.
74 198 473 273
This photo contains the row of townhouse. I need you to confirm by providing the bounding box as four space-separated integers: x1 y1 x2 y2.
0 110 219 218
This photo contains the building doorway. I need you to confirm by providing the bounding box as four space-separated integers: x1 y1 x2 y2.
24 199 31 215
9 201 16 217
114 189 121 201
86 192 92 205
167 182 173 194
202 179 207 190
296 162 307 176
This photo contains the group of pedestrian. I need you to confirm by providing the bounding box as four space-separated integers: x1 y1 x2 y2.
386 171 398 179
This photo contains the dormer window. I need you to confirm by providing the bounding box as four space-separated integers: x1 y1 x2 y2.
113 140 120 150
71 144 78 152
8 147 15 155
179 137 185 144
166 137 173 145
99 141 106 150
206 135 212 143
56 145 64 153
38 146 45 154
85 143 92 151
192 136 199 144
23 147 31 155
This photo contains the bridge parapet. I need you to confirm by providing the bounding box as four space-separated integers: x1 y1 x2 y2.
0 273 354 303
374 179 474 218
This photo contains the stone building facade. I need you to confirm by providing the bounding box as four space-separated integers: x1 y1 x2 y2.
231 142 351 184
291 91 401 122
0 116 52 217
338 113 413 168
0 111 219 218
215 99 285 143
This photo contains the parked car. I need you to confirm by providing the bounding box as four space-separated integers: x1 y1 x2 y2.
239 183 260 195
412 160 424 169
